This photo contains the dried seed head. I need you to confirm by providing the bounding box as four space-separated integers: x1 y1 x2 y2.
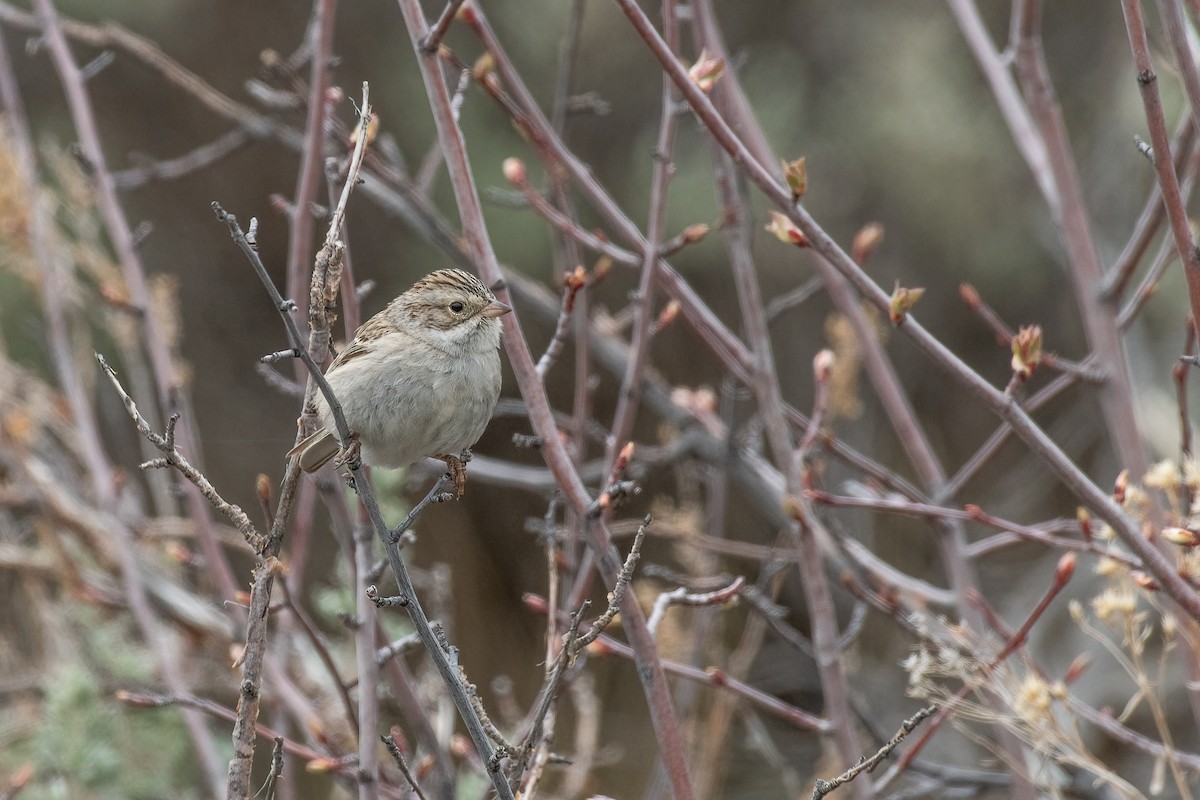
1144 459 1182 492
1092 586 1139 623
1014 674 1052 723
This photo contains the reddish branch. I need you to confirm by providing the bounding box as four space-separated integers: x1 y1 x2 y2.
117 691 370 783
604 0 680 481
285 0 337 329
1122 0 1200 335
396 2 695 796
588 631 829 733
1012 0 1147 483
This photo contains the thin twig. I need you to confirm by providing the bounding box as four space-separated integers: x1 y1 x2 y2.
806 489 1141 569
354 514 381 800
940 371 1079 498
602 0 679 488
284 0 337 330
421 0 467 52
117 691 361 779
576 514 647 648
509 602 591 787
1012 0 1148 501
1103 113 1195 300
388 475 452 544
698 32 866 782
501 166 639 267
1118 224 1179 328
797 351 833 458
1178 318 1196 457
550 0 591 527
534 266 587 379
113 128 252 189
765 277 824 322
1123 0 1200 340
946 0 1057 212
513 519 646 794
646 576 744 639
96 355 264 551
590 630 829 732
276 577 359 732
382 733 428 800
258 737 285 800
812 706 937 800
374 633 422 667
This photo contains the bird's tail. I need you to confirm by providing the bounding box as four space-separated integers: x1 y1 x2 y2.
287 428 341 473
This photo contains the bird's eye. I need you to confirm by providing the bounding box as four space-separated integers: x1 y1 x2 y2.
450 301 465 313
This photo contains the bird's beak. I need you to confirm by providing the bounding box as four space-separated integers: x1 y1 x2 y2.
480 299 513 319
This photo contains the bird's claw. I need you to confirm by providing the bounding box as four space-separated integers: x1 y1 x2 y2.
335 432 362 471
436 452 469 498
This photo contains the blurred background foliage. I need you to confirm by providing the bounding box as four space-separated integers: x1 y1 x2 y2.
1 0 1194 797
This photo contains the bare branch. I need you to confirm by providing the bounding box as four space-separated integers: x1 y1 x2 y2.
97 353 264 551
812 706 937 800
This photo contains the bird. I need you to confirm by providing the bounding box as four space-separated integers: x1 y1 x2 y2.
288 268 510 496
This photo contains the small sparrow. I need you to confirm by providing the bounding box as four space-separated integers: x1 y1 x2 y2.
290 268 511 495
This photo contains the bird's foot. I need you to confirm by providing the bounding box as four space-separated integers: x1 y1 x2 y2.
435 452 469 498
335 432 362 471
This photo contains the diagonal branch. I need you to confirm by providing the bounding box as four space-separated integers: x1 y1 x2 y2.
396 3 696 796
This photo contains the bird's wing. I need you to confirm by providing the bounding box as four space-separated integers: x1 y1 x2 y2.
328 338 373 371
